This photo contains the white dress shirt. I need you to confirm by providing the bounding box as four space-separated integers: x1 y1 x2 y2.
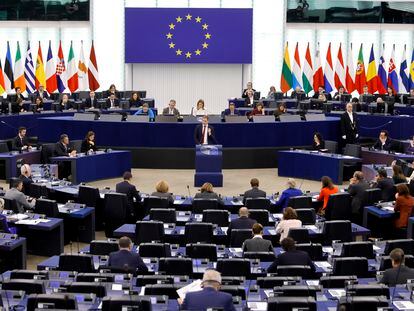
347 111 354 124
202 125 208 144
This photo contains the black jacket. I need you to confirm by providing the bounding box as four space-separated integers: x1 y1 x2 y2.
54 142 72 156
227 216 257 235
267 249 315 274
373 138 393 151
373 178 395 202
108 249 148 273
85 97 98 108
243 187 266 204
81 140 97 153
340 112 359 143
12 135 30 151
194 124 217 145
116 181 141 207
380 265 414 287
348 181 369 214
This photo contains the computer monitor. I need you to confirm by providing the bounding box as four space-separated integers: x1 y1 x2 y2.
309 99 324 110
361 94 374 104
385 95 396 104
27 294 78 311
101 296 152 311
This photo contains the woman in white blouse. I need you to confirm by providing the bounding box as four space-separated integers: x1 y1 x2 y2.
275 207 302 241
192 99 208 116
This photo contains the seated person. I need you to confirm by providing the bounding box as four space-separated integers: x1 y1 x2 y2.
244 89 255 107
33 96 43 113
227 207 257 235
12 126 31 151
116 171 142 218
275 207 302 241
317 176 338 214
392 165 407 184
407 135 414 154
56 94 72 111
54 134 77 179
317 92 327 103
248 102 265 118
243 178 266 204
4 179 35 213
133 103 155 119
108 236 148 273
312 85 331 100
274 103 287 118
85 90 98 108
129 92 141 107
151 180 174 204
351 96 362 112
333 85 347 100
194 182 224 205
376 97 386 113
386 86 398 103
348 171 369 223
19 164 33 196
105 93 120 109
11 87 26 114
81 131 97 153
394 184 414 229
104 84 120 98
380 248 414 286
359 85 372 102
266 86 277 100
224 102 240 116
192 99 208 116
34 84 49 99
242 81 256 98
371 168 395 202
373 130 393 151
179 269 236 311
291 86 305 99
275 178 303 210
267 237 315 274
312 132 325 150
242 223 274 253
162 99 180 116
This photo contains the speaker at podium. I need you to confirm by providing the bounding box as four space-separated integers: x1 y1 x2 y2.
194 144 223 187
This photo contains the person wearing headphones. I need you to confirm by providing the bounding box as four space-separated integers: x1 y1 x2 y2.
380 248 414 286
19 164 33 196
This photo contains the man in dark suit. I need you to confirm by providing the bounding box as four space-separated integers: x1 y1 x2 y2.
19 164 33 196
242 223 273 253
244 89 255 107
348 171 369 224
242 82 256 98
340 103 359 145
105 93 120 109
85 90 98 108
10 87 26 114
373 130 393 151
267 237 315 274
372 168 395 202
162 99 180 116
116 171 142 219
12 127 31 151
180 269 235 311
227 207 256 235
54 134 76 179
224 102 240 116
108 236 148 273
34 85 49 99
194 115 217 145
380 248 414 286
312 85 332 100
243 178 266 204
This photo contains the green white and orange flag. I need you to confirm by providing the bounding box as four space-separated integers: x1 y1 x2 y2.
14 41 26 92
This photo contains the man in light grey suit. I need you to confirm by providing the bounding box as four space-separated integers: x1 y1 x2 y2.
162 99 180 116
4 179 35 213
242 223 273 253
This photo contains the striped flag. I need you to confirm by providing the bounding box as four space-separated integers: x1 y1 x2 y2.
67 41 78 93
56 41 67 93
302 42 313 94
280 42 292 93
291 42 302 89
323 43 335 93
78 41 88 91
35 42 46 89
88 41 100 91
313 43 323 91
387 44 399 93
24 42 36 94
334 43 346 90
46 40 57 94
354 43 366 94
366 44 378 94
409 48 414 91
345 43 355 93
0 60 6 95
377 44 387 94
14 41 25 92
4 41 14 92
399 45 409 93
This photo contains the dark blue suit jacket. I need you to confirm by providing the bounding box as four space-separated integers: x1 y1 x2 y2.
224 109 241 116
275 188 303 209
194 124 217 145
181 287 236 311
227 216 257 235
108 249 148 273
267 249 315 274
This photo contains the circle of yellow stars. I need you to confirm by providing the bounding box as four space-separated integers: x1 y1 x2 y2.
166 13 211 59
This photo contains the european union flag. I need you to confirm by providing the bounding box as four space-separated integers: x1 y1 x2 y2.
125 8 252 64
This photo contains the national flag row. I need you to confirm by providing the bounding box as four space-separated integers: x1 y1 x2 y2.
0 40 100 95
281 42 414 95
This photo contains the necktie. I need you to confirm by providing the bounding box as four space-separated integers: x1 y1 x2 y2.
202 126 206 144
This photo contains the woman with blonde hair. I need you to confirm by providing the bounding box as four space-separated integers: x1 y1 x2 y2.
194 182 223 204
151 180 174 204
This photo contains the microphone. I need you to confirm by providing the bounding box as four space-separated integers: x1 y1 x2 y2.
186 185 191 197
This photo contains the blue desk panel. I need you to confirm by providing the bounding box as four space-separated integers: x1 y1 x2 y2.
355 114 414 140
0 150 41 179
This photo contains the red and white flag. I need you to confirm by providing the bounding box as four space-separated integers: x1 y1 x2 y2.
334 43 346 90
88 41 100 91
345 44 356 93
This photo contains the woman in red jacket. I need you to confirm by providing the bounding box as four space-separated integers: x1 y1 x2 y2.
317 176 338 215
394 183 414 229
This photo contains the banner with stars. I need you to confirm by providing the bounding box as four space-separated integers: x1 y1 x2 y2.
125 8 252 63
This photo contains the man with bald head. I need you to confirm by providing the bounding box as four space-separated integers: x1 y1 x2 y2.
227 207 257 235
340 102 359 145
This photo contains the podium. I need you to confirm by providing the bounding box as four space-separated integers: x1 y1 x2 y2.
194 145 223 187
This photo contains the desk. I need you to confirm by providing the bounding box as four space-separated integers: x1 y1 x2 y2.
58 204 96 244
50 150 131 184
0 233 26 272
357 114 414 139
361 148 414 165
362 164 393 182
363 205 396 239
278 150 361 184
0 150 41 180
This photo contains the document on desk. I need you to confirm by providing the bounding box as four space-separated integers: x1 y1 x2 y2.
322 247 334 254
327 289 346 298
267 229 277 235
176 279 202 300
314 261 332 270
393 301 414 310
304 225 318 231
306 280 320 286
174 199 185 205
15 219 51 225
382 206 395 212
7 213 29 221
229 248 243 257
272 213 283 220
247 302 267 311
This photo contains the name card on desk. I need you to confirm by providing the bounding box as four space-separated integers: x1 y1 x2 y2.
314 261 332 271
174 199 185 205
267 229 277 235
15 219 51 225
247 302 267 311
304 225 319 232
393 301 414 310
328 289 346 298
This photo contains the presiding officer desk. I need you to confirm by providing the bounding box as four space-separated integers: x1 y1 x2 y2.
0 149 41 180
0 233 26 272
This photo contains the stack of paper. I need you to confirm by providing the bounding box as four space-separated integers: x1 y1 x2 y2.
176 279 202 299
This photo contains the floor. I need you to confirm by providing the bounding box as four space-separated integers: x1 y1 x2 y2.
1 168 331 270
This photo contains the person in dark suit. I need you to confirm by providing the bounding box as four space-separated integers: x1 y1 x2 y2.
340 103 359 145
10 87 26 114
275 178 303 210
348 171 369 224
84 90 98 108
105 93 120 109
312 132 325 150
104 84 121 99
244 89 255 107
224 102 240 116
19 164 33 196
371 168 395 202
227 207 257 235
242 223 274 253
243 178 266 204
34 85 49 99
162 99 180 116
80 131 97 153
179 269 236 311
373 130 393 151
12 127 31 151
267 237 315 274
194 115 217 145
312 85 332 100
54 134 76 179
242 82 256 98
380 248 414 286
194 182 224 205
333 85 348 100
116 171 142 218
151 180 174 204
129 92 141 108
108 236 148 273
33 96 44 113
291 86 305 100
55 94 72 111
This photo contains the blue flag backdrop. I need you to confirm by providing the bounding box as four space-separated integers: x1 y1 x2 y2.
125 8 253 64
